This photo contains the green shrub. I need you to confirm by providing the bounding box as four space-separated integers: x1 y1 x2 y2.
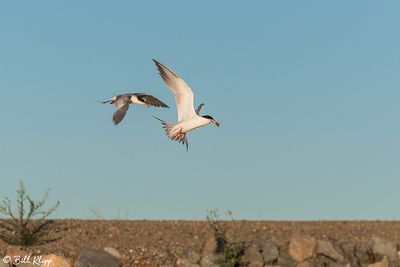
0 181 60 247
206 209 246 267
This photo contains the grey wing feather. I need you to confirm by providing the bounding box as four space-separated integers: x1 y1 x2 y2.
112 104 129 125
152 60 180 86
195 103 204 115
136 94 169 108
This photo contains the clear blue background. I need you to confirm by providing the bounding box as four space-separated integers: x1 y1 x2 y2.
1 1 399 220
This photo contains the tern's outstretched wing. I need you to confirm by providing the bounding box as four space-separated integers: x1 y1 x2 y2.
195 103 204 115
112 105 129 125
135 94 169 108
153 59 196 122
112 97 130 125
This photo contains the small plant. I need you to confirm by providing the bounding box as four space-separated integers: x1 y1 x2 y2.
206 209 246 267
0 180 60 247
88 206 129 220
88 206 105 220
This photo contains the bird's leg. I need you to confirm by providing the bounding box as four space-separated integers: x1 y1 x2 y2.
177 134 183 141
176 128 185 141
180 133 186 141
171 128 186 141
172 129 182 140
175 129 182 141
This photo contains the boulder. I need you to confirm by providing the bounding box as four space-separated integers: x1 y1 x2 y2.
328 263 351 267
298 257 348 267
176 248 201 266
176 258 200 267
202 238 217 256
74 248 122 267
317 239 344 262
13 264 36 267
252 237 279 264
5 247 31 266
314 255 350 267
277 251 296 267
241 243 264 267
367 256 389 267
41 254 72 267
341 243 359 267
355 242 373 265
297 260 317 267
200 253 223 267
104 247 122 260
261 241 279 264
289 234 317 262
368 237 397 263
182 248 201 263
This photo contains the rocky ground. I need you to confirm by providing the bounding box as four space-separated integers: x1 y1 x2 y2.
1 220 400 266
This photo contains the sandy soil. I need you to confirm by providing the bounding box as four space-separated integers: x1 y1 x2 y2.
1 220 400 266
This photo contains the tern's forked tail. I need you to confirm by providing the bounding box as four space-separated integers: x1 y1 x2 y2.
153 117 189 151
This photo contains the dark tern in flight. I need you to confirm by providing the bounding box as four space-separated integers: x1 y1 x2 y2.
101 93 168 125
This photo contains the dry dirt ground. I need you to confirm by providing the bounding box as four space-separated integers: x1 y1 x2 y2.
1 220 400 266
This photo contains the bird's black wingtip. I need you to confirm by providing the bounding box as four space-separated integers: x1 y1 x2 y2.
182 138 189 152
152 116 164 122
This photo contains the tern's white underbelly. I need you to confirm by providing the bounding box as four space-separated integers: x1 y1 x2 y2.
179 116 210 132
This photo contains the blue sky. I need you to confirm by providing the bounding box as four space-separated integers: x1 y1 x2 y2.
1 1 400 220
